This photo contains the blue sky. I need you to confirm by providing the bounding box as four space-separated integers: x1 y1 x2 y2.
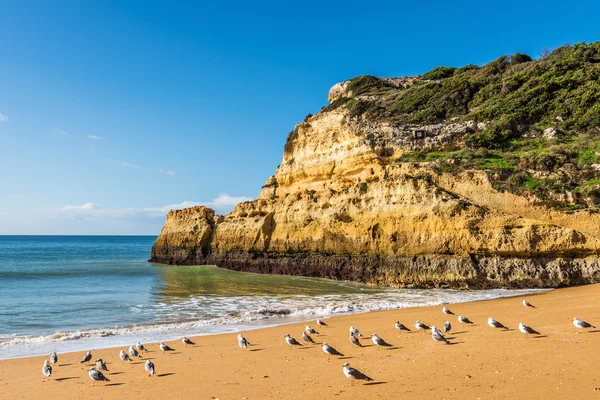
1 0 598 234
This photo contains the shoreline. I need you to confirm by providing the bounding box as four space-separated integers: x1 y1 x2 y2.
0 287 547 360
3 284 598 399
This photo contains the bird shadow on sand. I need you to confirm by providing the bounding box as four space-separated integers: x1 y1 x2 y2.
132 361 146 365
55 377 79 382
106 383 125 387
170 352 183 355
586 330 600 333
447 341 464 345
109 372 124 375
338 356 354 360
384 347 401 351
249 348 265 352
157 373 175 377
362 344 375 348
364 381 387 386
58 364 74 367
451 331 468 335
532 335 548 339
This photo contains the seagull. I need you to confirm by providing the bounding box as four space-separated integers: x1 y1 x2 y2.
306 325 319 335
394 321 410 334
182 337 195 347
129 345 142 358
120 350 132 362
322 342 344 360
50 352 58 364
42 360 52 380
160 342 174 352
442 307 454 315
488 317 508 330
80 351 92 365
96 359 109 371
284 334 302 348
88 367 110 386
371 333 392 349
343 362 373 386
573 317 596 332
317 319 328 327
350 333 362 347
136 342 147 352
238 334 249 349
302 331 315 344
458 315 473 325
145 359 156 376
431 326 450 344
349 325 362 337
415 320 430 333
444 321 451 334
523 300 535 308
518 322 540 337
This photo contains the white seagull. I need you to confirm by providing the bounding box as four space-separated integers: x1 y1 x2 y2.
349 325 362 337
120 350 132 362
442 307 454 315
95 359 109 371
523 300 535 308
136 342 147 352
431 326 450 344
518 322 540 337
238 334 250 349
322 342 344 360
371 333 392 349
285 334 302 348
343 362 373 386
302 331 315 344
50 352 58 364
129 345 142 358
42 360 52 379
182 337 195 346
160 342 174 352
415 320 430 333
88 367 110 386
395 321 410 333
350 333 362 347
80 351 92 365
458 315 473 325
488 317 508 330
145 359 156 376
573 317 596 331
444 321 451 334
317 319 328 326
305 325 319 335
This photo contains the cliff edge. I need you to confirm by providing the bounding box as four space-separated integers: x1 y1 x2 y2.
152 42 600 288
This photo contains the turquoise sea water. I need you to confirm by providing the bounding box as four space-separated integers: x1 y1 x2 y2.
0 236 546 359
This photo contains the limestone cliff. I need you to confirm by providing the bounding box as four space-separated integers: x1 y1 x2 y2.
151 43 600 288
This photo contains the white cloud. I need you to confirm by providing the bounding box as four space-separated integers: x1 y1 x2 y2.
159 169 176 176
117 161 143 170
87 135 102 140
0 113 7 122
53 129 70 136
62 202 96 211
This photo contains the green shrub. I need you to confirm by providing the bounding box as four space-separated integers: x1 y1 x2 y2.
422 66 457 80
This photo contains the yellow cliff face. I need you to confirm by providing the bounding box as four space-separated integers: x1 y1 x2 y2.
151 89 600 288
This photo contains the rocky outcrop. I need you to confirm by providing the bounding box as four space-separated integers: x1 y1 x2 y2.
151 78 600 289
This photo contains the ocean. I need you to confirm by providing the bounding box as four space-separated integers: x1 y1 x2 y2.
0 235 546 359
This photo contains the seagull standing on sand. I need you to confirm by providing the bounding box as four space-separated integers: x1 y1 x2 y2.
302 331 315 344
322 342 344 360
145 359 156 376
371 333 392 349
306 325 319 335
182 337 195 347
81 351 92 365
431 326 450 344
317 319 328 327
42 360 52 380
88 367 110 386
443 307 454 315
120 350 132 362
395 321 410 334
136 342 147 352
285 334 302 348
573 317 596 332
96 359 109 371
129 345 142 358
160 342 174 352
238 334 249 349
349 325 362 337
415 320 430 333
523 300 535 308
350 333 362 347
518 322 540 337
488 317 508 330
343 362 373 386
444 321 451 334
458 316 473 325
50 352 58 364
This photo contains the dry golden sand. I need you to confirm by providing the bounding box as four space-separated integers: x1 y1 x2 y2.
2 284 600 399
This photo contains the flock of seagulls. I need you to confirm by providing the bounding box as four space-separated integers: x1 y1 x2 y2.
39 296 599 387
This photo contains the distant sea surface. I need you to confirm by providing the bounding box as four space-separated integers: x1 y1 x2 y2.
0 235 547 359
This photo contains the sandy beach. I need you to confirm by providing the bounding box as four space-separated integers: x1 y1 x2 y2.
2 284 599 399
